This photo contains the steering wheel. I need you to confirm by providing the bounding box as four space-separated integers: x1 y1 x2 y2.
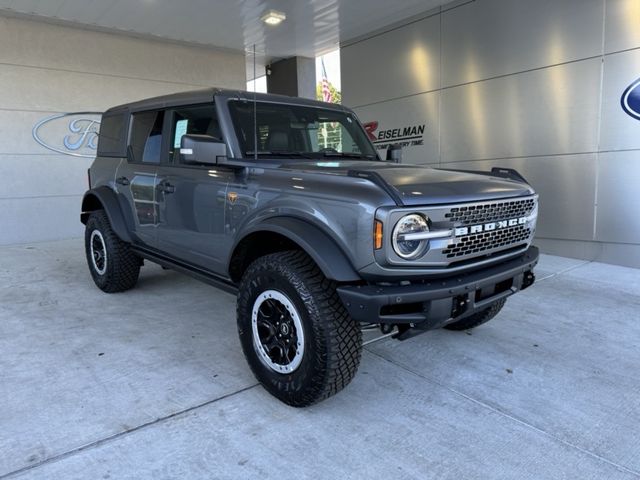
318 147 339 154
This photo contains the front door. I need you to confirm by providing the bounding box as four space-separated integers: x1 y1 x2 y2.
155 104 234 274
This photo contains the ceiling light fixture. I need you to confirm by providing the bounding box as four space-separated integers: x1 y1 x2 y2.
261 10 286 26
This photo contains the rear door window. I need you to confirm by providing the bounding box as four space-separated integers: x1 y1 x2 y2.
129 110 164 164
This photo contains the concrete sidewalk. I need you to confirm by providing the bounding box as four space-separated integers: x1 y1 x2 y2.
0 239 639 479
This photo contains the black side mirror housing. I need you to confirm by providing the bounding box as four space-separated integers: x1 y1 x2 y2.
386 143 402 163
180 134 226 165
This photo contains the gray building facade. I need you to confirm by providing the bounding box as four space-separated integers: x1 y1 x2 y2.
341 0 640 268
0 14 246 245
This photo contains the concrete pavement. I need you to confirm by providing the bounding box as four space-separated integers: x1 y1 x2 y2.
0 239 638 479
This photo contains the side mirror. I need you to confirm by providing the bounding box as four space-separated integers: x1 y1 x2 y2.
180 134 226 165
386 143 402 163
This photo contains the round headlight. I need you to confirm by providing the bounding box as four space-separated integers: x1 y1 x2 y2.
392 214 429 259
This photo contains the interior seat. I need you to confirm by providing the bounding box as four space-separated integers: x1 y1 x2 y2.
266 128 290 152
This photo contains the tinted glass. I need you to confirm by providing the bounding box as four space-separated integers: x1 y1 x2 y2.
228 101 377 160
169 104 220 164
130 111 164 164
97 112 127 157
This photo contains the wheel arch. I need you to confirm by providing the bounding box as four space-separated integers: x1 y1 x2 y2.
81 186 133 244
228 217 361 284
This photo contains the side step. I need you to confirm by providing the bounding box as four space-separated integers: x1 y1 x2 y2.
133 246 238 295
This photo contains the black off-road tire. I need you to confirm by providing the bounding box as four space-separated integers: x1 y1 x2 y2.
444 298 507 331
237 251 362 407
85 210 140 293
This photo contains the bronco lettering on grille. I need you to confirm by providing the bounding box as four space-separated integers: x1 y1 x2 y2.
454 217 528 237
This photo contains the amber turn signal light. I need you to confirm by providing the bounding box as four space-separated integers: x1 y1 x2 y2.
374 220 383 250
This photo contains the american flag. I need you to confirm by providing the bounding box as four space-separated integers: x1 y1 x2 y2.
321 59 333 103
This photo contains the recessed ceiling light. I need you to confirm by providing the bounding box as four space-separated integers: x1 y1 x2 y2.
261 10 286 25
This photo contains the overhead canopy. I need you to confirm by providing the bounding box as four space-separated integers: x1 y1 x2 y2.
0 0 451 78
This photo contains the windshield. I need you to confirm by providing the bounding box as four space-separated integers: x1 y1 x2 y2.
227 100 378 160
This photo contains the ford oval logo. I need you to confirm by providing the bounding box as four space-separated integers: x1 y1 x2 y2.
32 112 102 158
621 78 640 121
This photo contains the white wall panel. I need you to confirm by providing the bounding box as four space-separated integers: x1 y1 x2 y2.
595 151 640 244
441 58 601 162
353 92 440 164
441 0 603 87
341 14 440 107
599 49 640 152
0 65 212 113
0 111 58 155
604 0 640 54
535 237 640 269
0 155 90 199
0 16 244 89
0 195 84 245
596 242 640 268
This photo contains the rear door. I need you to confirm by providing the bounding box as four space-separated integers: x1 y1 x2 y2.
114 110 165 247
155 103 234 274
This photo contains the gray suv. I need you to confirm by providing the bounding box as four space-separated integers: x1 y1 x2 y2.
81 88 539 406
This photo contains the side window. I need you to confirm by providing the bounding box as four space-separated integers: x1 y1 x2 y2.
97 112 127 157
169 105 220 164
129 110 164 164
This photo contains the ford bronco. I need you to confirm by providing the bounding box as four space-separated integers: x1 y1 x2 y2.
81 88 539 406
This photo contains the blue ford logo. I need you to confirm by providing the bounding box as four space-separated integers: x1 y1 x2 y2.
33 112 102 158
621 78 640 121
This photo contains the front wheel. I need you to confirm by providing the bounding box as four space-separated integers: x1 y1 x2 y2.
237 251 362 407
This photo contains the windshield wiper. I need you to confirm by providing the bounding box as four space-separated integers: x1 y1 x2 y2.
246 151 376 160
247 151 316 159
321 152 376 160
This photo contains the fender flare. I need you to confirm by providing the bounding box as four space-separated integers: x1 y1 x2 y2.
231 216 361 283
80 186 133 243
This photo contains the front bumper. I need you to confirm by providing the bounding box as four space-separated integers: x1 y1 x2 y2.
337 246 539 330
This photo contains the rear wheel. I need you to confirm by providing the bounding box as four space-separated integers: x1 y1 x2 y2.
84 210 140 293
444 298 506 331
237 251 362 407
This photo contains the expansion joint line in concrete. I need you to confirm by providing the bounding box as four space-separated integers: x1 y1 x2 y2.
536 260 594 282
0 384 260 480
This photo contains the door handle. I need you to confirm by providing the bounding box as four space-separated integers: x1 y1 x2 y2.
159 181 175 194
116 176 130 186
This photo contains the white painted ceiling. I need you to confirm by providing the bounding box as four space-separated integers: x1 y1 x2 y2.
0 0 449 76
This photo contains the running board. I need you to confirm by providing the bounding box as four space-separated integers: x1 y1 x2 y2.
133 246 238 295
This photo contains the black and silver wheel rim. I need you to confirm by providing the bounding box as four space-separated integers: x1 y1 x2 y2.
251 290 305 374
89 230 107 275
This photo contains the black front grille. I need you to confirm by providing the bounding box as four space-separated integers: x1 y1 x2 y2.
445 198 536 225
442 225 531 258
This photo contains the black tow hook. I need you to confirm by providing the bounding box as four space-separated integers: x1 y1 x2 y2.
522 271 535 290
380 324 395 335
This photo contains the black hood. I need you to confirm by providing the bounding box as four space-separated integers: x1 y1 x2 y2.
282 161 534 206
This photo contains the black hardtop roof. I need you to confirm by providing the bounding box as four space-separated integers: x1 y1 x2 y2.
104 88 350 115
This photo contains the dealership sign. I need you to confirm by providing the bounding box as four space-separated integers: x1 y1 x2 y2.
33 112 102 158
363 121 426 151
621 77 640 121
